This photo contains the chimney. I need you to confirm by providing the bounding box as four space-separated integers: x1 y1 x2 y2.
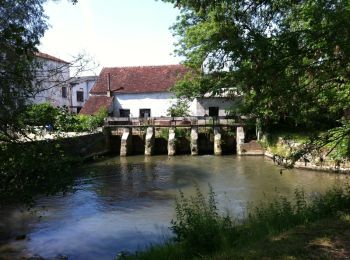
107 73 111 97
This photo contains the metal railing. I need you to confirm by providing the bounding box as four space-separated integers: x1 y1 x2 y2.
105 116 245 128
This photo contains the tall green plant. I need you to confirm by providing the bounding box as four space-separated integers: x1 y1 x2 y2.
129 184 350 259
171 186 234 254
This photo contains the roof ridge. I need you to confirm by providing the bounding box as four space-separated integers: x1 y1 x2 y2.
103 64 184 70
35 52 70 64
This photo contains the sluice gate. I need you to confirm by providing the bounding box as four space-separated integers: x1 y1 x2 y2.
103 117 264 156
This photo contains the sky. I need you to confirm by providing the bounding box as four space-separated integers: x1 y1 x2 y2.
39 0 181 75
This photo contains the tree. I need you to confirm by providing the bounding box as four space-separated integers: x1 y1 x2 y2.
163 1 350 125
0 0 92 143
0 0 48 142
167 98 190 117
162 0 350 154
0 0 87 204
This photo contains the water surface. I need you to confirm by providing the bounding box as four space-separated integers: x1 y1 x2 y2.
0 155 345 259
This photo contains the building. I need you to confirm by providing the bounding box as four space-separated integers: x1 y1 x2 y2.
80 65 237 117
69 76 98 113
32 52 70 107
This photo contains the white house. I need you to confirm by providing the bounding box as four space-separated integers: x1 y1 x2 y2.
32 52 70 107
69 76 97 113
80 65 237 117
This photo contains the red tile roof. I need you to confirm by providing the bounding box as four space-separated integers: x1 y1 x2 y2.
35 52 70 64
90 65 188 94
79 96 114 115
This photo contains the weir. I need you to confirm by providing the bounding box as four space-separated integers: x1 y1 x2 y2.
103 116 263 156
145 127 155 156
214 127 222 156
120 127 132 156
190 127 198 156
168 127 176 156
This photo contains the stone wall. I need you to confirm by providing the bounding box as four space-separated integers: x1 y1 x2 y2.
50 132 108 159
261 135 350 173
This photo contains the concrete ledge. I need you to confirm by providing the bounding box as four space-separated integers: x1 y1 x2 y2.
238 140 264 156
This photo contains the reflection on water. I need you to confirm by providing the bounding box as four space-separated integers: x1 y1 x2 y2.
0 155 346 259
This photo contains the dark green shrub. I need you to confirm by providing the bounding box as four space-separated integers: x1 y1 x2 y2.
0 142 77 204
23 103 59 126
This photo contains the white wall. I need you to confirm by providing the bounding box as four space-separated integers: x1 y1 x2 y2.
112 92 238 117
195 97 237 116
31 58 70 107
113 92 176 117
196 97 235 116
71 79 96 112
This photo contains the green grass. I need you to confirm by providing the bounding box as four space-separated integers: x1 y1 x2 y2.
208 213 350 259
125 185 350 260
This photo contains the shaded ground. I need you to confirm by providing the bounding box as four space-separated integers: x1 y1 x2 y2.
209 214 350 259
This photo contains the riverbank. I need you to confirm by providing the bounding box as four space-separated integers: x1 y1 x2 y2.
126 184 350 259
260 131 350 174
127 214 350 259
206 213 350 259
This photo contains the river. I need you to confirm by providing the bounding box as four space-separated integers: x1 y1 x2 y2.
0 155 345 259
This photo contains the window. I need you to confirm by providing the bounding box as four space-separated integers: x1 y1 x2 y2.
119 109 130 117
76 91 84 102
62 87 67 98
139 109 151 118
76 106 82 113
209 107 219 117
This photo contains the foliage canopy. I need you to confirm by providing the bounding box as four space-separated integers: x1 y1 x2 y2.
163 0 350 129
162 0 350 157
0 0 48 142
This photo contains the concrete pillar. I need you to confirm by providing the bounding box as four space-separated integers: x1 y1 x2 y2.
145 127 155 156
190 127 198 156
102 126 111 152
236 126 245 155
214 127 222 155
120 127 132 156
168 127 176 156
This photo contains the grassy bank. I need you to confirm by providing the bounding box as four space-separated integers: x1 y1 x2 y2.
125 185 350 259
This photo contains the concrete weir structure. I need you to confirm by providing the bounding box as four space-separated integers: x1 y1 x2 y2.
104 117 264 156
190 127 199 156
145 127 155 156
168 128 176 156
214 127 222 155
120 128 132 156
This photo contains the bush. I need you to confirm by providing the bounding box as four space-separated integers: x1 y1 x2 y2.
129 184 350 259
0 142 77 204
21 103 107 132
72 107 107 132
54 106 79 131
23 103 59 126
